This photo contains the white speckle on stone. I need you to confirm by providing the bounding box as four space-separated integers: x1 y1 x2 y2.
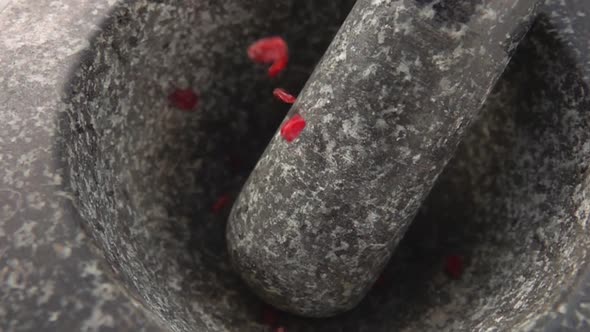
36 280 55 305
479 45 487 55
81 261 103 278
48 311 60 322
6 269 26 290
396 61 411 81
362 64 378 77
438 77 452 93
320 84 334 96
81 307 114 331
322 113 335 124
433 53 452 71
26 192 45 210
414 56 422 68
366 211 379 224
341 114 364 140
0 188 22 222
443 23 469 40
53 243 72 258
335 50 347 62
14 221 36 248
479 6 498 21
375 118 388 129
377 29 386 44
392 5 413 35
370 0 392 6
419 3 436 20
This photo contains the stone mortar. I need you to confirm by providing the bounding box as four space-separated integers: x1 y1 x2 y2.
59 0 590 331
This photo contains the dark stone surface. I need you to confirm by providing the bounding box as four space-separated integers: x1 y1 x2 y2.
2 0 590 331
227 0 540 317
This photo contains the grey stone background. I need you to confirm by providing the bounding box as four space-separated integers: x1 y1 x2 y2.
2 0 590 331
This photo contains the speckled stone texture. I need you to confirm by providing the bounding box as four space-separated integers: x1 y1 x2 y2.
3 0 590 331
0 1 163 331
227 0 540 317
62 0 355 331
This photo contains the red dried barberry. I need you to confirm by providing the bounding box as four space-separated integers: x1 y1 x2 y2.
168 88 199 111
444 255 464 280
248 37 289 78
268 57 288 78
280 114 306 143
211 194 231 214
273 88 297 104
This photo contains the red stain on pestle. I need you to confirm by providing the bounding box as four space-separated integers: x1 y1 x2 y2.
280 114 306 143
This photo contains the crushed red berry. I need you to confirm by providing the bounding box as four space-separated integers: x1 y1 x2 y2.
168 88 199 111
211 194 231 214
262 305 279 327
248 36 289 78
280 114 306 142
273 88 297 104
268 57 288 78
444 255 464 280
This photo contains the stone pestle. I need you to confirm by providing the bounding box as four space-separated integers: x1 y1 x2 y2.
227 0 541 317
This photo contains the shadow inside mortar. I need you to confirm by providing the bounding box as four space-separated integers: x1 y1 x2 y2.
58 2 590 331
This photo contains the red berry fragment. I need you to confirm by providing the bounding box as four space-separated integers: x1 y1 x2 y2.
169 88 199 111
275 327 286 332
248 36 289 78
211 194 231 214
280 114 306 143
444 255 464 280
273 88 297 104
262 305 279 327
268 56 288 78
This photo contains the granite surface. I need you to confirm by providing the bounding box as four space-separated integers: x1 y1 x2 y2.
227 0 540 317
0 0 164 331
61 1 356 331
2 0 590 331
